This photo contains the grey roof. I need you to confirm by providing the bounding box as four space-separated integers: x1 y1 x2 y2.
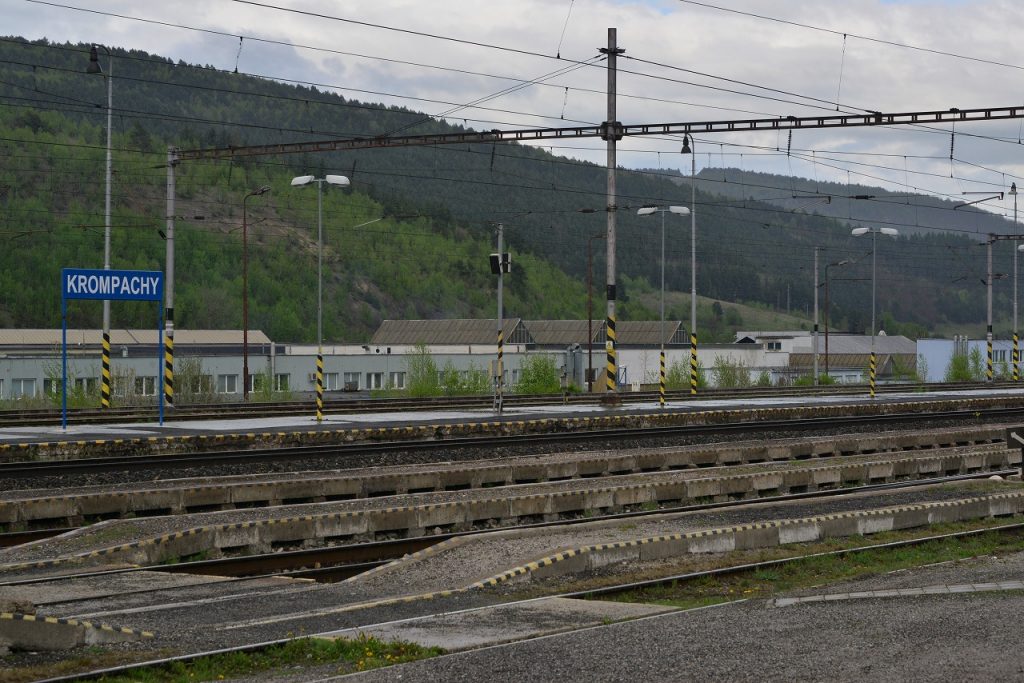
370 319 686 347
0 329 271 347
736 330 811 340
788 353 915 371
795 334 917 355
596 320 686 346
371 319 527 346
522 320 593 345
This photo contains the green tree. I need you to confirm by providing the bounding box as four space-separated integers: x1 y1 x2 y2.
944 350 978 382
711 356 751 388
515 354 561 394
405 343 440 397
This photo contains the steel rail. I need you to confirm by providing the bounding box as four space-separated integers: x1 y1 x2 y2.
2 381 1016 428
0 405 1018 480
24 473 1023 683
5 468 1013 587
562 519 1024 599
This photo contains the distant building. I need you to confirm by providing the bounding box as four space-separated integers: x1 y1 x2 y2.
917 337 1014 381
0 323 924 403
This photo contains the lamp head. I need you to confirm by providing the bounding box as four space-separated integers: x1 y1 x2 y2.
669 205 690 216
325 174 350 187
637 206 657 216
290 175 314 187
879 227 899 237
680 134 692 155
1012 182 1017 196
851 227 870 237
87 45 103 74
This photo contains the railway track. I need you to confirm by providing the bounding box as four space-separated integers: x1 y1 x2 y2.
16 474 1023 683
3 468 1014 587
1 404 1018 479
0 380 1015 427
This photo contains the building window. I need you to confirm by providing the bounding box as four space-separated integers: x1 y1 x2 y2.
217 374 238 394
75 377 99 394
323 372 339 390
188 375 213 393
343 372 360 390
249 374 263 393
134 376 157 396
0 379 4 399
389 371 406 389
43 378 60 396
766 341 782 351
274 374 290 391
366 372 384 389
12 378 36 398
995 350 1008 363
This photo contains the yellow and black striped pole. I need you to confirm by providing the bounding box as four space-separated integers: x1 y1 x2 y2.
497 327 504 411
659 350 666 407
315 352 324 422
987 327 994 381
689 332 698 395
606 314 617 391
869 350 876 399
101 332 111 408
163 331 174 408
1014 332 1019 381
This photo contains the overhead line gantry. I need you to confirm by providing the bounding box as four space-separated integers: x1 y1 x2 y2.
162 25 1024 406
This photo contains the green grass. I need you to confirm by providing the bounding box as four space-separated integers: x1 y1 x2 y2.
7 636 443 683
611 520 1024 608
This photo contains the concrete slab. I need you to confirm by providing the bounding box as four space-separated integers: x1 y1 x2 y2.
0 571 234 606
318 597 676 650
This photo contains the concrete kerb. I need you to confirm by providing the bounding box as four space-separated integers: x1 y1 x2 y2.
0 428 1011 527
217 490 1024 625
0 395 1017 462
0 611 154 650
1 449 1018 573
467 491 1024 589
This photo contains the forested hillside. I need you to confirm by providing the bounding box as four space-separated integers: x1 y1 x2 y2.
0 37 1018 342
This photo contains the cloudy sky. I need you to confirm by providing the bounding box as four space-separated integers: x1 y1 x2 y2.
6 0 1024 215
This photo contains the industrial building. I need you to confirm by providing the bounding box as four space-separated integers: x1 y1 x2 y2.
0 322 930 404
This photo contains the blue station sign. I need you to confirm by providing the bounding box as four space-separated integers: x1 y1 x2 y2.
62 268 164 302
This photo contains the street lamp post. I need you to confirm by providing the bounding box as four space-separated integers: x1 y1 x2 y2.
87 44 114 409
1012 183 1020 380
587 232 605 393
291 174 350 422
851 226 899 397
242 186 270 402
680 135 698 395
638 205 690 407
822 258 851 378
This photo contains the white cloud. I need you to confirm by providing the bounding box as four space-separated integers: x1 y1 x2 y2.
5 0 1023 205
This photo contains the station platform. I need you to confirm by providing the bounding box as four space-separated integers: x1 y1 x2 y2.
1 385 1023 455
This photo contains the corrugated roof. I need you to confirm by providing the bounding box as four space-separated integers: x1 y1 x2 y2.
788 353 916 370
596 321 685 346
371 319 526 345
525 320 594 345
371 319 687 346
0 329 271 347
793 335 916 355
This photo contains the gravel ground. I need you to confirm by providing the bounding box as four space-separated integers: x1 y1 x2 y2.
782 543 1024 597
346 591 1024 682
14 482 1018 653
1 449 1012 567
346 482 1018 596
